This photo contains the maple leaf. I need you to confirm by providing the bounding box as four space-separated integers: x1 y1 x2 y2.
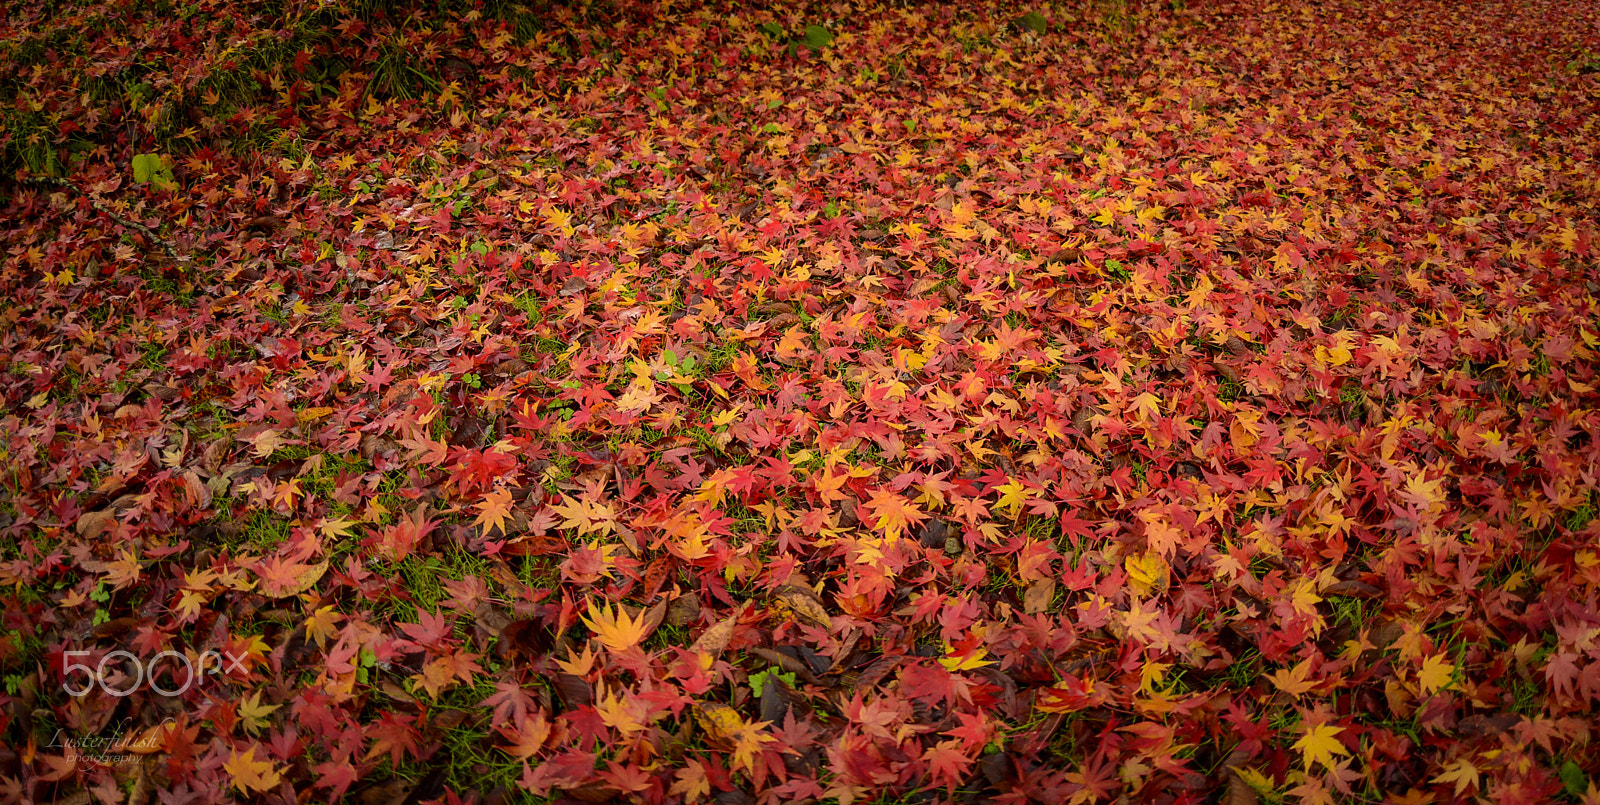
304 605 343 649
411 651 482 698
938 643 994 672
1139 512 1183 559
1417 653 1456 696
550 494 616 535
255 555 328 599
371 508 439 562
991 478 1037 518
926 739 974 791
1125 552 1169 597
1267 658 1318 697
238 691 281 736
864 489 925 540
84 549 143 590
670 761 713 803
224 744 283 794
364 712 421 766
730 723 779 775
312 759 359 802
1432 758 1481 797
1294 724 1349 771
497 710 553 760
473 485 514 536
945 711 991 752
581 600 649 652
1130 390 1163 423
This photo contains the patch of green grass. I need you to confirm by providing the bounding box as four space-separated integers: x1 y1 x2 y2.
1329 594 1373 633
1565 500 1595 532
1220 648 1262 687
1217 376 1243 403
1506 671 1546 716
238 507 295 552
515 555 562 593
1529 354 1551 378
1569 49 1600 75
1338 383 1364 407
512 291 545 322
648 622 691 651
388 549 492 619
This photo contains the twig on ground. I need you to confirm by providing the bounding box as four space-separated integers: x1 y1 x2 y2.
19 175 187 266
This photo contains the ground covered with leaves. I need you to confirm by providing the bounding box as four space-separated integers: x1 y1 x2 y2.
2 0 1599 802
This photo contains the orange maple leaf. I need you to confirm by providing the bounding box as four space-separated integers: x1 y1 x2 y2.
224 744 282 793
473 486 514 536
865 489 925 540
582 600 649 652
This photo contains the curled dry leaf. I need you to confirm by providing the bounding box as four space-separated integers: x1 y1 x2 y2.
772 584 830 628
1022 578 1056 614
693 702 746 744
689 610 741 657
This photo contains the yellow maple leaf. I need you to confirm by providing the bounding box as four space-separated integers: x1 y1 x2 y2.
1432 758 1480 797
550 494 615 535
1125 552 1169 597
582 600 649 652
176 588 210 621
319 516 358 540
939 644 994 672
1231 765 1275 794
1139 660 1171 694
991 478 1037 518
1417 653 1456 696
730 721 779 774
1294 724 1348 771
304 605 343 649
865 489 924 540
472 486 514 536
238 691 280 737
223 745 282 793
596 687 646 735
1267 658 1318 697
1131 391 1162 423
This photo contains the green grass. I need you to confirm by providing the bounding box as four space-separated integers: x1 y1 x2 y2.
1565 500 1595 532
1338 383 1364 407
1216 376 1244 403
390 550 492 617
237 507 296 552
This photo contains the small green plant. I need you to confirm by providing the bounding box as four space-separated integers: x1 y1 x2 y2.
1014 10 1047 35
800 24 834 50
760 21 834 55
90 583 111 625
749 668 795 697
657 349 700 391
131 153 176 190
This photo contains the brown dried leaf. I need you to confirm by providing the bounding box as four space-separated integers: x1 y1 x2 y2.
1023 578 1056 614
773 585 830 628
690 610 740 657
